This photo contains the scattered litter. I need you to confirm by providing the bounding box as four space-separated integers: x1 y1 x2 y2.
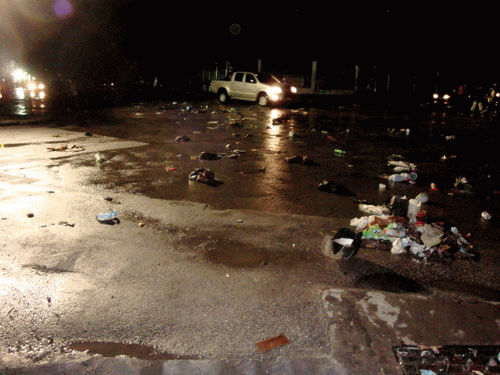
47 144 85 152
482 211 492 220
334 149 345 156
27 213 34 218
199 151 241 160
388 160 417 172
287 155 316 165
96 211 119 225
379 183 386 190
41 221 76 228
454 176 472 192
388 172 417 183
138 222 145 227
188 168 218 184
430 182 438 192
255 334 290 352
95 153 106 162
166 167 177 171
175 135 191 142
358 204 389 215
317 181 354 195
288 131 298 138
199 152 223 160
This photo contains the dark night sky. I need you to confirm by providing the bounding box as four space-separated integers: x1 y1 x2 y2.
1 1 496 86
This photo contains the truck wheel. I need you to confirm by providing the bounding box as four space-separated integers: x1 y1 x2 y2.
218 90 228 104
257 93 269 107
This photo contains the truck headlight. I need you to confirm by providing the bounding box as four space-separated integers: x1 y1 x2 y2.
270 86 282 94
443 94 450 100
291 86 297 94
433 93 439 99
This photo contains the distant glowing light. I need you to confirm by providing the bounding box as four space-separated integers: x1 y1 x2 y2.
12 69 27 83
53 0 73 18
15 87 25 100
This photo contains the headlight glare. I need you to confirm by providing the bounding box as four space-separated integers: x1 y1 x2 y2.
270 86 282 94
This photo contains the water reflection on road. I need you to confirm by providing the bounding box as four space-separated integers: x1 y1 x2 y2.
54 100 500 242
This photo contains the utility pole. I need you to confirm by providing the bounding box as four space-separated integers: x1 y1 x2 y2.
311 61 317 94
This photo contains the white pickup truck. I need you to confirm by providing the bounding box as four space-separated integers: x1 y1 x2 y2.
209 72 297 106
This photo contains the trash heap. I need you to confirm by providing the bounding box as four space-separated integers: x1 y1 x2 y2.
349 193 478 261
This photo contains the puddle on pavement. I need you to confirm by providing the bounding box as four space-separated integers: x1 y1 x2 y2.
67 341 198 360
355 273 430 295
204 239 269 268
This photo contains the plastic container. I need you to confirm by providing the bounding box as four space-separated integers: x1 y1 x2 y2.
388 173 410 182
407 199 422 220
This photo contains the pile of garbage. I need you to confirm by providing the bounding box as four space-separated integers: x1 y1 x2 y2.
347 192 478 261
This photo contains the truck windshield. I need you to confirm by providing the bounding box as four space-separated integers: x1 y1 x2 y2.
257 73 281 84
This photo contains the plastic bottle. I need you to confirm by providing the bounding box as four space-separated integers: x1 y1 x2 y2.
388 173 410 182
334 149 345 156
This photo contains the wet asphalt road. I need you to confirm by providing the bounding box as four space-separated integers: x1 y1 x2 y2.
48 99 500 231
42 98 500 296
2 97 500 373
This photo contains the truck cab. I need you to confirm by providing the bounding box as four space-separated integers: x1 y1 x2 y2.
209 72 297 106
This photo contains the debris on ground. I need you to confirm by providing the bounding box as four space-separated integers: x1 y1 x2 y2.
96 211 119 225
454 176 472 192
394 345 500 375
95 153 106 162
199 151 240 160
255 334 290 353
286 155 316 165
47 144 85 152
345 193 478 261
482 211 492 220
175 135 191 142
322 228 362 260
40 221 76 228
188 168 217 184
317 180 354 195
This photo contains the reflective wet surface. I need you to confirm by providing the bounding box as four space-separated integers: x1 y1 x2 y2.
50 101 500 233
2 98 500 369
